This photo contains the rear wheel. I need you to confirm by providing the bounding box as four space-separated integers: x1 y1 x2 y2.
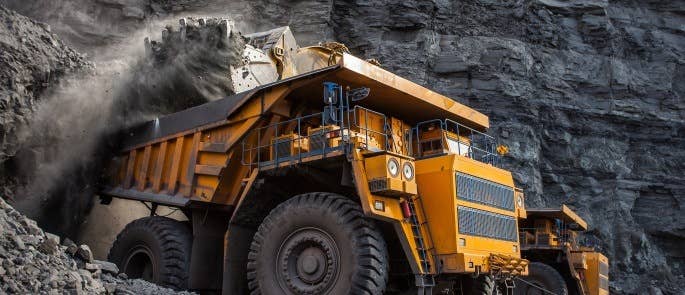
247 192 389 294
108 216 192 290
514 262 568 295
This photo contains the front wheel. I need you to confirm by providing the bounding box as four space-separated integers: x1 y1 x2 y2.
247 192 389 294
514 262 568 295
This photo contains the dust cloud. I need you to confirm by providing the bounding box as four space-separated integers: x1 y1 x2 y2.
10 14 247 239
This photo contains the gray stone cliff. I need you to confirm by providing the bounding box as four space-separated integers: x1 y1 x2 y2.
1 0 683 293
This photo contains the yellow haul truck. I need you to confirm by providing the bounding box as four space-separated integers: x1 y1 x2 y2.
101 20 537 294
515 206 609 295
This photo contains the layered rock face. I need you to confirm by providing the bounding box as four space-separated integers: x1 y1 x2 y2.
0 6 90 184
1 0 683 293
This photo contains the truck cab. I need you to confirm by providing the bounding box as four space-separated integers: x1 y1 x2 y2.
410 117 529 284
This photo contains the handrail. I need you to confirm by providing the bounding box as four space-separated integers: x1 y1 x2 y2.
414 118 501 167
241 111 331 168
518 226 582 249
243 99 508 170
241 105 392 169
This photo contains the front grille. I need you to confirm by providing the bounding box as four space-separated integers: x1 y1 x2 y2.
458 206 518 241
368 179 388 193
456 173 514 211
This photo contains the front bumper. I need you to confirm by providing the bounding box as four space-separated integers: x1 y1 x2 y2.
437 253 529 276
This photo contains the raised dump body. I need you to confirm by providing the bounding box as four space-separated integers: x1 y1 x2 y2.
101 22 532 295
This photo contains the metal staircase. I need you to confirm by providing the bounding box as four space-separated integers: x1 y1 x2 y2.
407 197 435 294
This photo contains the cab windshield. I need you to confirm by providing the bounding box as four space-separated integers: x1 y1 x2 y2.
446 136 471 157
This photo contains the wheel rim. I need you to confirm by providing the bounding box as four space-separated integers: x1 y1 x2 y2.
123 245 155 282
277 227 340 294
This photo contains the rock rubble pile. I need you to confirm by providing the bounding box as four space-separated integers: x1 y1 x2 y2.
0 197 192 294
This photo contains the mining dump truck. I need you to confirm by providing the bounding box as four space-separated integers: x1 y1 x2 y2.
515 205 609 295
101 18 543 294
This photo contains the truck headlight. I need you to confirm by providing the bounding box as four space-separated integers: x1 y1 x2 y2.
387 158 399 177
402 162 414 180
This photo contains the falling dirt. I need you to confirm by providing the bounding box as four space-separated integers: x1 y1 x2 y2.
2 7 248 243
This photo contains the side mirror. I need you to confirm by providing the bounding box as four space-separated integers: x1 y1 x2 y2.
348 87 370 102
323 82 341 124
323 82 339 105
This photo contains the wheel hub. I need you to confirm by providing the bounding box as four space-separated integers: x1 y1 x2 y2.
278 228 340 294
123 246 155 282
297 247 326 282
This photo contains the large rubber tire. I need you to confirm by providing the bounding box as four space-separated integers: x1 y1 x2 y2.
514 262 568 295
247 192 389 295
462 274 496 295
107 216 192 290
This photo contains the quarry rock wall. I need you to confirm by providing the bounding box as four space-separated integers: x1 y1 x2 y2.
0 0 683 293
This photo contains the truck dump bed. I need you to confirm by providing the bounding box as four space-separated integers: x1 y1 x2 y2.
103 53 490 209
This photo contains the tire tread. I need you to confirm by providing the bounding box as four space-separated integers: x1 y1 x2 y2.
107 216 192 290
247 192 389 294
